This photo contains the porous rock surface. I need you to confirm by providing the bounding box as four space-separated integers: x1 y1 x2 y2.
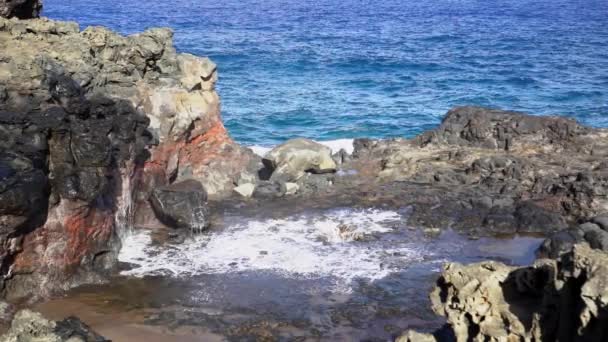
404 243 608 341
0 16 254 300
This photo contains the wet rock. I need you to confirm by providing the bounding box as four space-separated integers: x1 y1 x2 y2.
1 310 108 342
0 14 256 299
263 138 337 182
420 244 608 342
0 0 42 19
149 179 210 231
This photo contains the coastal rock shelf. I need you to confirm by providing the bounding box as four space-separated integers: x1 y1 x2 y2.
1 5 608 342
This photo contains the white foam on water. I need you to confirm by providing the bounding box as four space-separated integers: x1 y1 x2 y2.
248 145 272 156
119 208 426 291
248 139 355 157
318 138 355 155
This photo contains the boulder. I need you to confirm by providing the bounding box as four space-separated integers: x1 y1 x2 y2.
591 214 608 231
1 310 108 342
149 179 210 232
581 222 608 251
541 220 608 258
263 138 337 182
0 0 42 19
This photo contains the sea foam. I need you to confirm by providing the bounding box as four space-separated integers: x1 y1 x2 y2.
249 139 354 157
119 208 426 290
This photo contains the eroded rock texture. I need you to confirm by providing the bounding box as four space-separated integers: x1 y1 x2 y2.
0 66 150 300
0 16 254 300
423 244 608 342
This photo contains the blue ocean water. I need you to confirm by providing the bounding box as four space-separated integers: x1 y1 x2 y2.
44 0 608 146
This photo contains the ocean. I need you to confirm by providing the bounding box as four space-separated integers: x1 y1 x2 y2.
44 0 608 147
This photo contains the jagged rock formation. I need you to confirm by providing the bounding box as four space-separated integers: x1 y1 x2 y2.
0 16 256 199
0 69 150 300
1 310 108 342
0 0 42 19
407 244 608 341
348 106 608 235
0 16 255 300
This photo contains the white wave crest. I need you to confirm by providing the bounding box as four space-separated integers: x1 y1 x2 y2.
248 139 354 157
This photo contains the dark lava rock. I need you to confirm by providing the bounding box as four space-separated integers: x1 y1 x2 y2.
591 214 608 231
538 229 585 258
415 106 588 150
540 221 608 258
55 316 110 342
0 0 42 19
514 201 567 233
149 179 211 231
0 65 151 298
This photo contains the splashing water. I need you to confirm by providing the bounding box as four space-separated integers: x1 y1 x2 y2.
119 208 427 292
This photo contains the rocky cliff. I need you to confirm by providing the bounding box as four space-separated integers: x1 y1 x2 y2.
0 15 255 300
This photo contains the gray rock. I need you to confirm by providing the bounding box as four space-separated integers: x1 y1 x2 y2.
538 228 584 258
591 214 608 231
581 223 608 251
263 138 337 182
149 179 210 232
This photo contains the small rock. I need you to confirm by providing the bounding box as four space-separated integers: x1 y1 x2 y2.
234 183 255 198
284 182 299 195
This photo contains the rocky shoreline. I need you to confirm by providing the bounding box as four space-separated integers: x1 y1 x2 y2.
1 2 607 341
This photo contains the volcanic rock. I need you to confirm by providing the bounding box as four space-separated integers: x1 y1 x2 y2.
0 0 42 19
424 244 608 341
149 179 210 232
